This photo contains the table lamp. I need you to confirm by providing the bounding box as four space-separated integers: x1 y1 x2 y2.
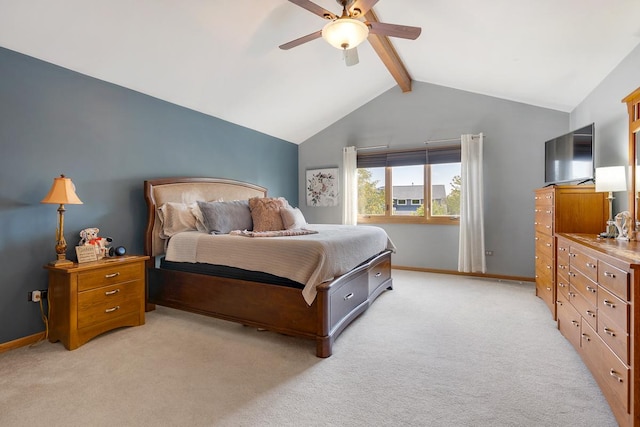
41 174 83 266
595 166 627 238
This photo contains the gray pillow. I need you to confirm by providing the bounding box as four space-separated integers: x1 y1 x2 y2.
197 200 252 234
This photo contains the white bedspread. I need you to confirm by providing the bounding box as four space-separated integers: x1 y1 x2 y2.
165 224 396 305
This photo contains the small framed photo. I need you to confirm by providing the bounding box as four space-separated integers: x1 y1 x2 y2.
306 168 339 207
76 245 98 263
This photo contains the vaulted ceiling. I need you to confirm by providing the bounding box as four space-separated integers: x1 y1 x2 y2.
1 1 639 144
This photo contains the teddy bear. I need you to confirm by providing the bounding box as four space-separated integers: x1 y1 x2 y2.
79 227 112 259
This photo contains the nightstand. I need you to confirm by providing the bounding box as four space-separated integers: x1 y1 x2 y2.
44 255 149 350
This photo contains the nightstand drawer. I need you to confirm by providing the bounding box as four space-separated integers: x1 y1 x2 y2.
78 263 141 291
77 280 143 329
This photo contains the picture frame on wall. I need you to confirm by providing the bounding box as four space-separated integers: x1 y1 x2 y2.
306 168 339 207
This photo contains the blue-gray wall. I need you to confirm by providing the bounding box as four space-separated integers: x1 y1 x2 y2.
299 82 569 278
0 47 298 344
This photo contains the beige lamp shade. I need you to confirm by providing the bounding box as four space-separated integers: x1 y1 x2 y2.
322 18 369 50
41 174 83 205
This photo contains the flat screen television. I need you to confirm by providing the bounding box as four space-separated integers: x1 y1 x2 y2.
544 123 594 185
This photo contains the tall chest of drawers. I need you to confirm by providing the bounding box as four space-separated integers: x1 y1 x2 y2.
45 255 148 350
534 185 607 318
556 234 639 427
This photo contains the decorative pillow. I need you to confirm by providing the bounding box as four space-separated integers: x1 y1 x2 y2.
280 207 307 230
197 200 252 234
249 197 290 232
157 202 198 238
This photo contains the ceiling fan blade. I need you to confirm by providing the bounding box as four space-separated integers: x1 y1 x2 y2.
366 22 422 40
288 0 336 20
349 0 379 17
279 30 323 50
343 47 359 66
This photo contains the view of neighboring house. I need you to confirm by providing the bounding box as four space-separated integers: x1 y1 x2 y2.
392 185 446 214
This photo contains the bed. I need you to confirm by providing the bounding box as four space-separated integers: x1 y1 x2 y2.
144 177 394 357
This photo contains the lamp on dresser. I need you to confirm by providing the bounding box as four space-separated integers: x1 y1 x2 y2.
41 174 83 266
595 166 627 238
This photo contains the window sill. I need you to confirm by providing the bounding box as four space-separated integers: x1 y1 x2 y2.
358 216 460 225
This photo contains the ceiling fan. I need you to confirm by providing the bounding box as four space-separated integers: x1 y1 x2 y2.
279 0 422 67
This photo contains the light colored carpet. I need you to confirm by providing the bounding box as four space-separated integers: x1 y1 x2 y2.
0 270 617 426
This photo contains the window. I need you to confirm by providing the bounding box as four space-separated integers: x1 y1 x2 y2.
357 146 461 225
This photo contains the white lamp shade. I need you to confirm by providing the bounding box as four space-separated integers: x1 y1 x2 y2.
322 18 369 50
41 175 83 205
595 166 627 193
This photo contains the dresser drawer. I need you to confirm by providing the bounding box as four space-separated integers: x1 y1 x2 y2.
77 280 143 329
598 260 629 301
78 263 142 292
569 268 598 306
569 247 598 282
556 292 581 350
598 311 630 365
534 210 553 235
535 233 554 255
598 286 629 333
534 190 554 206
556 239 570 265
581 322 629 418
568 286 597 330
556 270 570 300
330 272 367 328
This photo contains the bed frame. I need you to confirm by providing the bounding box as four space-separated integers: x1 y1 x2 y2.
144 177 393 357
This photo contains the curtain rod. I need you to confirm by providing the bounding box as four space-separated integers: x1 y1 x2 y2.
355 145 388 151
425 134 483 144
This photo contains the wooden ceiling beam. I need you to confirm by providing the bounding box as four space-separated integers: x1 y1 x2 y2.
364 9 413 93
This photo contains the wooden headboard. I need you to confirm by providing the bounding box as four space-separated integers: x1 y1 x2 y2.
144 177 267 260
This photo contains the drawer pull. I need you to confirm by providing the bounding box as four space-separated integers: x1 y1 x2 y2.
603 300 616 309
375 272 382 277
556 300 563 306
569 272 576 278
558 282 566 288
571 320 579 327
568 292 576 298
105 306 120 313
105 289 120 296
585 262 596 269
604 271 616 278
546 265 552 270
604 327 616 337
559 247 567 252
546 286 552 291
343 293 354 301
586 286 597 294
581 333 591 342
545 243 552 247
586 310 596 318
569 253 576 258
610 369 624 383
105 272 120 279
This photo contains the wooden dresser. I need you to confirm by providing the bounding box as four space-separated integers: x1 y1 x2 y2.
555 234 639 426
45 255 148 350
534 185 607 317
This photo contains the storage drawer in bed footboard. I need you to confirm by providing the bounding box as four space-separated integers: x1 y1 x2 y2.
329 270 368 330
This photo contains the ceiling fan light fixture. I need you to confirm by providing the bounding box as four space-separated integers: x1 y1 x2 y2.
322 18 369 50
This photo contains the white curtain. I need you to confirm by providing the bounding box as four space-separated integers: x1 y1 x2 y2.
458 133 486 273
342 146 358 225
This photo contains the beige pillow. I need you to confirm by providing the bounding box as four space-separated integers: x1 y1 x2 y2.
157 202 198 238
249 197 290 232
280 207 307 230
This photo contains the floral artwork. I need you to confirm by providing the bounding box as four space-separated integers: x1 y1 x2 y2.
306 168 338 207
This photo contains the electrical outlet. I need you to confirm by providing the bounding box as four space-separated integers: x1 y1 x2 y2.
28 290 41 302
28 290 47 302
